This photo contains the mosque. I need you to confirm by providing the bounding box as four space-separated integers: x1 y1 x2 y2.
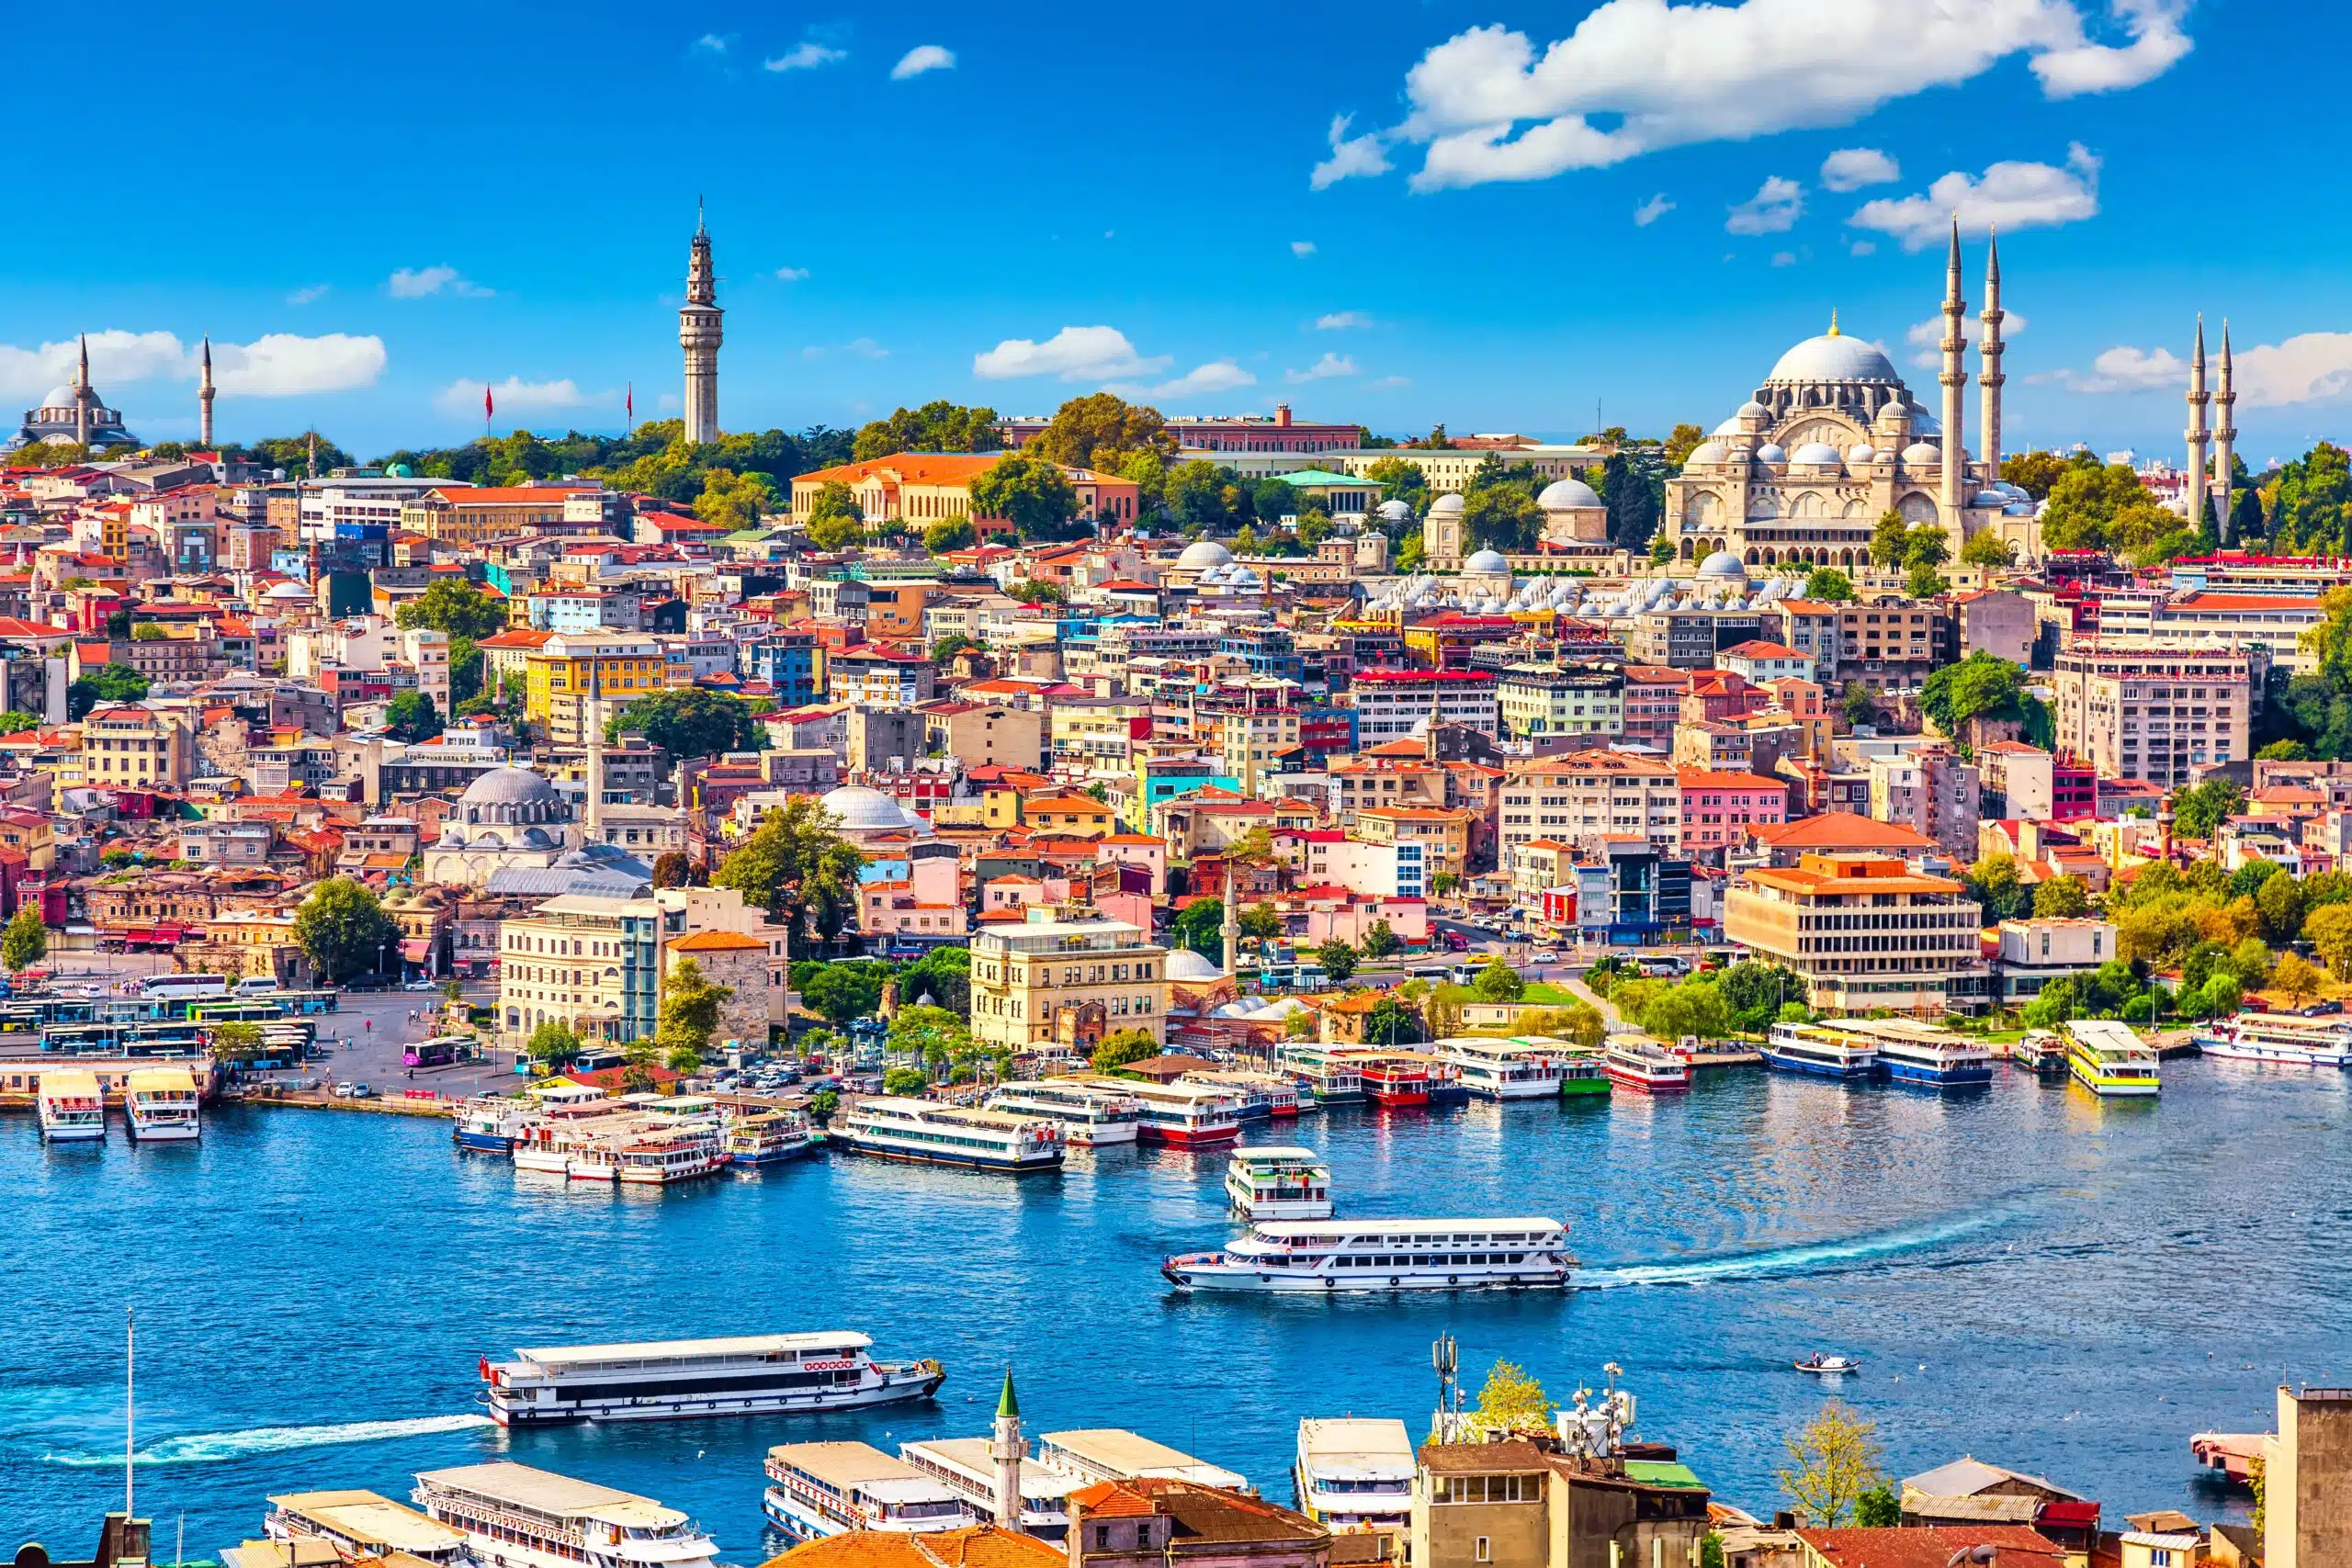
1660 224 2041 570
6 334 139 452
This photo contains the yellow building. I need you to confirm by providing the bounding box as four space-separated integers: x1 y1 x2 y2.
524 632 688 744
1351 806 1474 881
789 453 1003 525
1019 793 1115 839
400 486 582 549
1722 852 1984 1016
81 704 189 790
496 894 662 1047
969 910 1170 1052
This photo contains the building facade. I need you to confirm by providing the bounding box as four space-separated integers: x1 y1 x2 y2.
2051 644 2252 789
968 911 1170 1054
1723 853 1984 1015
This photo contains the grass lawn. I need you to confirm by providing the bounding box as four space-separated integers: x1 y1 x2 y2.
1521 982 1576 1005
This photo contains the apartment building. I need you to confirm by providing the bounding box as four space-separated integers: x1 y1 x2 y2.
2051 644 2252 789
827 647 936 707
1617 666 1687 748
2095 590 2324 674
922 701 1046 772
1495 665 1623 742
523 631 685 744
968 911 1170 1052
1866 745 1981 859
1768 598 1944 684
1675 768 1788 860
1350 670 1499 741
400 485 587 550
1328 758 1447 824
1351 806 1474 881
1498 750 1680 863
81 702 190 790
1723 853 1984 1015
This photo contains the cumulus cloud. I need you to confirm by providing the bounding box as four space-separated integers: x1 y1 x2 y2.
1291 241 1317 257
1849 143 2100 249
1311 113 1392 190
1633 192 1675 226
891 45 955 79
0 330 383 400
775 266 809 282
390 265 492 299
434 377 599 417
1905 310 2030 368
1316 311 1374 331
1819 147 1899 192
288 284 330 306
973 326 1166 382
1726 175 1804 235
1770 252 1797 267
1116 361 1258 400
693 32 729 53
2050 331 2352 408
765 40 844 71
1286 353 1358 385
1316 0 2189 192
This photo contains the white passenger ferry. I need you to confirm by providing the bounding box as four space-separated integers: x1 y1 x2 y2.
726 1109 822 1167
1163 1216 1574 1292
1121 1078 1244 1145
124 1066 200 1140
481 1332 945 1427
1603 1038 1690 1094
412 1462 718 1568
987 1079 1142 1145
566 1119 729 1184
762 1441 974 1542
1293 1417 1413 1534
899 1436 1079 1540
1181 1068 1301 1119
36 1068 106 1142
1277 1043 1364 1106
266 1489 469 1565
2197 1010 2352 1066
1761 1021 1882 1081
1225 1145 1334 1220
837 1096 1067 1173
1436 1037 1569 1100
453 1096 537 1154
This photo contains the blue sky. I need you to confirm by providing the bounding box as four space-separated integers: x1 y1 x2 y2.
7 0 2348 466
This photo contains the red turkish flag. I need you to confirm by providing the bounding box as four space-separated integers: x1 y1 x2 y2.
484 385 494 421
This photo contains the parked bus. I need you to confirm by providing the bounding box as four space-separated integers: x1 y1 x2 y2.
137 974 232 1003
189 1000 290 1023
40 1021 211 1055
273 989 341 1015
402 1035 468 1068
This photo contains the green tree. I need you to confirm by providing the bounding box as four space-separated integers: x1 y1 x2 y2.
2305 902 2352 978
1005 579 1068 604
1362 994 1424 1045
922 514 978 552
1239 901 1283 941
650 852 692 889
888 1004 974 1079
656 956 734 1060
1779 1401 1884 1529
2032 875 2090 919
2272 951 2325 1009
664 1045 704 1075
383 690 444 741
1172 897 1227 960
607 686 758 759
883 1066 930 1095
1473 1360 1550 1432
1462 484 1543 553
0 907 47 973
1639 977 1734 1041
2000 448 2093 501
1965 853 2033 921
293 878 400 983
1801 568 1854 602
1473 959 1524 1002
1091 1027 1162 1071
395 579 508 641
1022 392 1172 468
2263 442 2352 555
1922 651 2030 740
209 1020 264 1061
1854 1484 1901 1529
1961 530 2016 569
713 798 865 945
970 455 1082 540
1664 422 1706 468
1316 940 1358 984
692 466 778 530
447 637 485 708
2171 778 2247 839
1905 561 1950 599
1869 511 1910 568
67 664 150 719
800 964 884 1027
526 1018 579 1066
853 400 1002 462
2258 739 2312 761
1361 919 1401 959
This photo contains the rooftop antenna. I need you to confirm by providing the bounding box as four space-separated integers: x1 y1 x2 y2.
1432 1332 1460 1439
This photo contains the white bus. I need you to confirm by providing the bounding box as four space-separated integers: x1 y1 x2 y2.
138 974 232 1003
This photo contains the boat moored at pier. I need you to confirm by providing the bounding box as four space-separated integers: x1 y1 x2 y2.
1225 1145 1334 1219
1762 1021 1882 1081
1163 1215 1575 1292
762 1441 975 1542
36 1068 106 1142
452 1096 536 1154
124 1066 200 1140
1293 1416 1413 1534
1181 1067 1301 1119
725 1110 821 1168
265 1489 469 1565
481 1332 945 1426
1277 1043 1364 1106
1603 1038 1691 1094
1119 1079 1244 1146
2056 1020 2161 1098
986 1079 1143 1145
412 1461 719 1568
838 1096 1067 1172
2196 1010 2352 1067
1437 1037 1571 1100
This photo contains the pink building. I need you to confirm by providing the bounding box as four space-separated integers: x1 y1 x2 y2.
1095 831 1169 895
1276 888 1430 947
1676 767 1789 858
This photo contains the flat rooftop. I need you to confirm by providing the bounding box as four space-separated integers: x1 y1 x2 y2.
513 1331 870 1365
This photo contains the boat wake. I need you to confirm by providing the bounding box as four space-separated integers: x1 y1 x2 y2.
42 1413 492 1467
1577 1213 2002 1289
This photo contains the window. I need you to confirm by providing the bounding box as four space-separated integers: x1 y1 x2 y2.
1475 1541 1490 1563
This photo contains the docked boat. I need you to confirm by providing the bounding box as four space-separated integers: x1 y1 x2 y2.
481 1331 946 1426
412 1461 718 1568
900 1434 1080 1540
1354 1054 1430 1107
837 1096 1067 1172
510 1093 629 1173
124 1066 200 1141
1438 1037 1570 1100
1558 1053 1609 1098
987 1079 1143 1145
452 1095 537 1154
1762 1021 1882 1081
2006 1030 2072 1075
568 1118 728 1184
726 1109 821 1167
1225 1145 1334 1220
1603 1038 1691 1094
1182 1067 1301 1119
1794 1354 1860 1376
1163 1215 1575 1292
1293 1416 1413 1534
265 1489 470 1565
1843 1018 1995 1089
2064 1019 2161 1098
1277 1043 1364 1106
1120 1078 1244 1146
763 1441 974 1542
36 1068 106 1142
2197 1010 2352 1066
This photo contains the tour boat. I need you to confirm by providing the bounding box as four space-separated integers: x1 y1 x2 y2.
1277 1043 1364 1106
2198 1010 2352 1067
1120 1079 1244 1146
452 1095 536 1154
986 1079 1143 1145
509 1095 630 1173
1859 1021 1996 1089
1557 1054 1610 1098
124 1066 201 1141
763 1441 975 1542
1182 1067 1301 1119
837 1096 1068 1172
566 1119 728 1184
265 1489 470 1565
1354 1055 1430 1107
481 1331 946 1427
2008 1030 2073 1075
899 1436 1080 1540
36 1068 106 1142
726 1109 821 1167
412 1462 719 1568
1603 1038 1691 1094
1761 1021 1882 1081
1794 1354 1860 1376
1162 1215 1575 1292
1225 1145 1335 1220
1437 1037 1571 1100
1293 1417 1414 1533
2064 1019 2161 1098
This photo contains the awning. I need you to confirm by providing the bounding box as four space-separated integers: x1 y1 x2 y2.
400 939 431 963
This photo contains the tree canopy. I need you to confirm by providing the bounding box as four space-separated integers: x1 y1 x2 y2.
1 908 47 973
655 956 734 1059
377 421 853 503
713 798 864 945
294 878 400 982
1780 1401 1885 1529
1020 393 1172 469
853 401 1001 462
607 686 761 760
67 664 149 719
969 455 1083 541
395 579 508 641
384 691 444 742
2038 458 2210 564
1802 568 1854 602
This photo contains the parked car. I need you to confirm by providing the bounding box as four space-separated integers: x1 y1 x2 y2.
1530 950 1560 964
349 1083 373 1099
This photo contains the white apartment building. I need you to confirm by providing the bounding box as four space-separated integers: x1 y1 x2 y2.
2092 591 2324 674
1324 837 1428 900
300 477 470 544
2052 644 2252 789
1498 750 1680 863
1349 670 1499 741
1495 666 1623 741
399 626 451 712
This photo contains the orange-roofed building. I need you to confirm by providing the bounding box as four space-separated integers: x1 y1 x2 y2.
757 1527 1065 1568
400 485 594 549
1724 853 1984 1016
662 930 773 1048
1067 1475 1329 1568
1747 810 1937 866
1019 793 1114 839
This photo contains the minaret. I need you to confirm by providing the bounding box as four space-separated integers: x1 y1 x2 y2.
74 333 91 449
680 200 723 446
2212 322 2238 543
583 661 607 840
1938 219 1968 531
989 1369 1027 1534
198 336 216 449
1978 231 2005 478
2185 318 2211 536
1220 868 1240 975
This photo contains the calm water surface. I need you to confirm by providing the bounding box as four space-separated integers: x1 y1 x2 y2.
6 1062 2339 1553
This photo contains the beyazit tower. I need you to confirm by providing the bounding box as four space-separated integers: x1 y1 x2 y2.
680 201 723 445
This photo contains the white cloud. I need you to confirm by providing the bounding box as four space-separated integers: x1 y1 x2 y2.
1124 361 1258 400
891 45 955 80
288 284 330 306
775 266 809 282
1318 0 2189 192
1726 175 1804 235
693 32 728 53
973 325 1166 382
1905 309 2031 367
1365 375 1412 390
1316 311 1374 331
0 330 384 400
390 265 491 299
1849 239 1877 255
1310 113 1392 190
765 40 845 71
1849 142 2100 249
1819 147 1899 192
1770 252 1797 267
1291 241 1317 257
433 377 599 418
1633 192 1674 226
2050 331 2352 408
1286 353 1359 385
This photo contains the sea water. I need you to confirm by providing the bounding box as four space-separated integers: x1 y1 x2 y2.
6 1061 2341 1553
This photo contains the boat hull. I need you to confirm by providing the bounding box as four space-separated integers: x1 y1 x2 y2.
2203 1042 2350 1066
1163 1263 1568 1293
1883 1059 1995 1089
1760 1048 1879 1080
1463 1078 1562 1101
1136 1123 1239 1147
453 1130 515 1154
1558 1077 1611 1098
1606 1070 1689 1094
729 1141 820 1167
40 1119 107 1142
127 1120 199 1142
495 1367 945 1427
842 1140 1065 1173
1365 1087 1430 1107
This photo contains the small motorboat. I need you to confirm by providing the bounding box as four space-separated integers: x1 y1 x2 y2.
1794 1354 1860 1375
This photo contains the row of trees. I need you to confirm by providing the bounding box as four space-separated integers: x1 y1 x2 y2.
1586 958 1811 1041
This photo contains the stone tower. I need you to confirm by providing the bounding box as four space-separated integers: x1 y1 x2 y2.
1977 232 2005 477
198 335 215 448
989 1369 1027 1533
74 333 92 449
680 201 723 446
1221 868 1240 975
2185 317 2211 535
1938 219 1968 529
2212 322 2237 543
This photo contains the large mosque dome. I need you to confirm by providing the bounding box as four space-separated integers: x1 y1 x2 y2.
820 784 922 833
1463 548 1510 573
1537 478 1603 510
1766 333 1903 386
1176 538 1233 570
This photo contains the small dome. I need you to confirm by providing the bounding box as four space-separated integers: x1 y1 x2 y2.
1736 400 1770 417
2004 500 2035 516
1165 948 1225 982
1176 539 1232 570
1902 441 1942 465
1766 333 1903 385
1537 478 1603 510
386 462 413 478
1687 441 1730 466
1464 549 1510 573
462 765 563 809
1846 443 1878 465
1427 492 1465 515
1375 499 1413 522
1789 442 1843 466
1711 416 1748 437
265 580 313 600
1754 443 1787 464
1905 401 1941 436
1698 549 1747 579
819 784 919 832
1873 401 1914 432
